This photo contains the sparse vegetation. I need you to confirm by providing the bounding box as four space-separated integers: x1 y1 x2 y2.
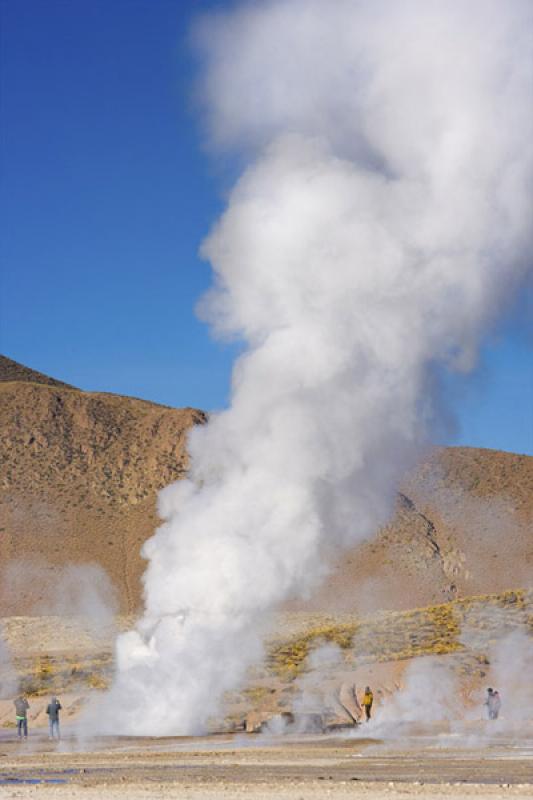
16 652 113 696
2 590 531 700
268 589 532 678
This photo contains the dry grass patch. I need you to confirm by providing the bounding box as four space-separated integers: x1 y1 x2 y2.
16 652 113 696
268 588 532 678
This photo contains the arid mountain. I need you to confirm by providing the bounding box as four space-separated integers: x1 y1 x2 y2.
0 356 531 616
0 354 76 389
288 446 532 614
0 356 206 615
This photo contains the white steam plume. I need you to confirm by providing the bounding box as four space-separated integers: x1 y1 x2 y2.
484 629 533 723
106 0 533 734
0 627 17 700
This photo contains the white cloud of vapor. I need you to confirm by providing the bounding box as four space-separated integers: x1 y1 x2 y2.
1 561 118 639
105 0 533 734
376 657 460 726
486 629 533 723
0 628 17 699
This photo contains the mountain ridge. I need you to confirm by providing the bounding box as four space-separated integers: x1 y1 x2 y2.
0 356 531 616
0 354 77 389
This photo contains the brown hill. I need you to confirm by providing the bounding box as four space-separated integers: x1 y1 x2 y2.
0 357 206 615
287 446 532 615
0 354 76 389
0 356 531 616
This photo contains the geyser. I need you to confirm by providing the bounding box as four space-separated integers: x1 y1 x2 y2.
105 0 533 734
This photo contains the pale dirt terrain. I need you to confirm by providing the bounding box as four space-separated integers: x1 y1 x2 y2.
0 726 532 799
2 786 530 800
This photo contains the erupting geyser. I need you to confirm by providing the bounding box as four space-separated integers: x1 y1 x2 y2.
105 0 533 734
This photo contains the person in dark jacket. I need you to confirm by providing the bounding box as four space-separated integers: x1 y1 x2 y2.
14 695 29 739
46 696 62 740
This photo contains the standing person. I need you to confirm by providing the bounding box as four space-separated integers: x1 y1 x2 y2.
490 689 501 720
46 696 62 740
362 686 374 721
14 694 29 740
484 688 502 720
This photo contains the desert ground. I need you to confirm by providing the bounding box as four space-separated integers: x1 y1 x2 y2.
1 606 532 799
0 724 532 799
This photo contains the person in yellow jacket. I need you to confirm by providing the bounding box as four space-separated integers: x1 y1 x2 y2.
362 686 374 721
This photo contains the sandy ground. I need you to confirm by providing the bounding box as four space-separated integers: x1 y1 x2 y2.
0 723 531 799
2 617 532 798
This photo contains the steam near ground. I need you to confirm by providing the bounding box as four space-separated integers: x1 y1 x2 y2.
285 624 533 737
1 561 118 640
372 628 533 736
100 0 533 735
0 627 17 699
0 562 117 706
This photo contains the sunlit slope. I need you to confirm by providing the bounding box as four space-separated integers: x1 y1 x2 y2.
0 354 76 389
287 447 532 614
0 355 531 616
0 357 205 614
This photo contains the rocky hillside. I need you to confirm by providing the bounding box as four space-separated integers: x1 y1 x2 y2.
0 356 205 615
0 355 76 389
287 446 532 614
0 355 531 616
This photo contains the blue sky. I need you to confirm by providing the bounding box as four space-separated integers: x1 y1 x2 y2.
1 0 532 455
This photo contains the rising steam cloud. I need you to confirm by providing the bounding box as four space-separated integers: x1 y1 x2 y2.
106 0 533 734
